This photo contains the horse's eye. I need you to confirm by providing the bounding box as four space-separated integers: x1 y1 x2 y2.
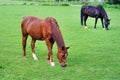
62 55 65 58
61 54 65 58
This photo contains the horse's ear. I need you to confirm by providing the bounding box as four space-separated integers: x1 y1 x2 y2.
109 19 111 21
66 47 70 49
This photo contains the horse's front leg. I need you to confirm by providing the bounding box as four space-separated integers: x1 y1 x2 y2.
94 18 98 29
45 38 55 66
31 38 38 60
101 18 105 30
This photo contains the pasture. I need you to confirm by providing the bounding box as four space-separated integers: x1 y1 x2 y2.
0 4 120 80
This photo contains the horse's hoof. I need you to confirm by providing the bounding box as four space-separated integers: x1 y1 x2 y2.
85 26 87 29
50 62 55 66
24 56 27 59
34 58 38 61
32 53 38 60
103 28 105 30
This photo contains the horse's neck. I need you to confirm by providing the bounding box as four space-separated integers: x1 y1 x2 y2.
100 8 108 21
52 27 65 49
103 14 108 21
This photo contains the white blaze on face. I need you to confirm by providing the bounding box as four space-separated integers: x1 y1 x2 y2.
32 53 38 60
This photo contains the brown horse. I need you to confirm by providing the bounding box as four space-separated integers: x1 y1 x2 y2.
21 16 69 67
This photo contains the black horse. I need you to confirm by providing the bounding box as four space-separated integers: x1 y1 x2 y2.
81 5 110 30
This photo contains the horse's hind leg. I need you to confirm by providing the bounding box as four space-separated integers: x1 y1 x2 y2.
22 34 28 59
31 38 38 60
84 16 88 28
94 18 98 29
45 37 55 66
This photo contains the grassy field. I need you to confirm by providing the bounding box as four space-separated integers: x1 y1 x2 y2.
0 3 120 80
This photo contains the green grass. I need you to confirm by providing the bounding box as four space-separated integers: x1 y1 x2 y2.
0 4 120 80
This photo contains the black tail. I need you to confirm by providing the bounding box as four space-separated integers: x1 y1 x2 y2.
81 6 84 26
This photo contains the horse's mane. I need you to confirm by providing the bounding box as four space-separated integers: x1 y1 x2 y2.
45 17 65 49
45 17 59 28
97 5 108 19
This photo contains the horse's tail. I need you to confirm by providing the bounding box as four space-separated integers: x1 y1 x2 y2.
80 6 84 26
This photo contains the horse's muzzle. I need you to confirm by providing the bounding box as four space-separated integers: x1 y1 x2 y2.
60 63 67 67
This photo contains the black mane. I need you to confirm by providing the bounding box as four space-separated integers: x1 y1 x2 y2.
97 5 108 20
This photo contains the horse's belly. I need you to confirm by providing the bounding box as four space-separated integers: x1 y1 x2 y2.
88 10 99 17
30 34 44 40
88 14 98 18
27 29 45 40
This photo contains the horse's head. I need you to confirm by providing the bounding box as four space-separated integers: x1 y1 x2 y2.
57 46 70 67
105 19 111 30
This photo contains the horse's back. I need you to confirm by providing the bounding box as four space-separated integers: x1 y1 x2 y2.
21 16 40 30
21 16 40 34
81 5 96 13
21 16 52 40
96 5 104 9
81 5 100 17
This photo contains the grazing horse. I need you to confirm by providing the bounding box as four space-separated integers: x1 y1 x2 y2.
81 5 110 30
21 16 69 67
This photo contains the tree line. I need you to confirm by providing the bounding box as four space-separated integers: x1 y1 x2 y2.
107 0 120 4
23 0 120 4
